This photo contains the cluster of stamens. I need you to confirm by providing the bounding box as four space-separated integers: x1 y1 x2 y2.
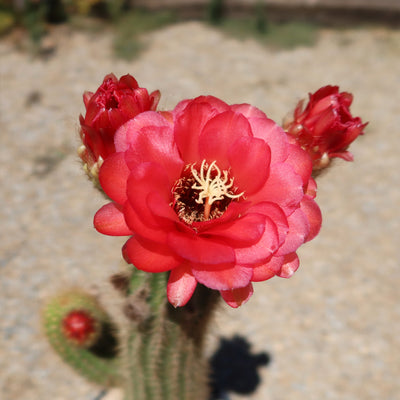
172 160 244 223
191 159 243 204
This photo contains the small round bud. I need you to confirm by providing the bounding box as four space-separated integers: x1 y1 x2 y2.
62 310 98 347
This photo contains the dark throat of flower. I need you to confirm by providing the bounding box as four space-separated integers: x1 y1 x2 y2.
171 160 244 224
98 81 119 109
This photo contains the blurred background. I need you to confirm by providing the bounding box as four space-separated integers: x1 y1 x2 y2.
0 1 399 399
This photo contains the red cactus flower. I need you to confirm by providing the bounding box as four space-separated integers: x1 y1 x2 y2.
284 85 367 170
94 96 322 308
78 73 160 179
62 310 97 346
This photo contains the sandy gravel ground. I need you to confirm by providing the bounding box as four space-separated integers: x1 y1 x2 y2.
1 20 399 400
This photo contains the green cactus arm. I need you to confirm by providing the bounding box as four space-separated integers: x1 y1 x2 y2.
42 290 122 387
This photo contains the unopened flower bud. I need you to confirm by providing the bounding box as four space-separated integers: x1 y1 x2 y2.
62 310 99 347
78 73 161 185
284 85 367 171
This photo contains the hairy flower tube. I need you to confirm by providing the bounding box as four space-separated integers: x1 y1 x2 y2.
78 73 160 180
94 96 322 308
284 85 367 170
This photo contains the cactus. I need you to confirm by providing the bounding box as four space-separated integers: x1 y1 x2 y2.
43 268 220 399
120 268 219 400
42 290 121 386
46 73 365 400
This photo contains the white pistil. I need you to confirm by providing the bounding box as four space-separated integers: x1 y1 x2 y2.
191 160 244 219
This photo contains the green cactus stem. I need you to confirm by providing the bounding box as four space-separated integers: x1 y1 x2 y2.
43 269 221 398
42 290 122 387
120 268 220 400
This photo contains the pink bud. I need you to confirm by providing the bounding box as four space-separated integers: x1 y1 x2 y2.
284 85 367 170
78 73 161 179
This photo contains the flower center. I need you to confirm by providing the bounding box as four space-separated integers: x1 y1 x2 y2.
98 80 119 109
172 160 244 224
104 94 119 110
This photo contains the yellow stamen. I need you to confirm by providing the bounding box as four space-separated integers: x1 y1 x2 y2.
191 160 244 219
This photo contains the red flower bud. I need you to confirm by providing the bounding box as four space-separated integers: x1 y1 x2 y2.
284 85 367 170
62 310 98 347
78 73 160 180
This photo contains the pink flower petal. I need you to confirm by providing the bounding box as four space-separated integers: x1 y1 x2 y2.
250 163 304 215
173 96 229 119
277 253 299 278
123 122 183 185
203 212 267 247
123 201 168 244
228 136 271 195
192 263 253 291
285 144 313 190
306 178 317 198
114 111 171 152
147 191 180 224
109 107 131 132
220 283 254 308
251 255 284 282
174 100 217 164
249 117 288 164
197 95 230 112
168 231 235 266
192 201 251 233
94 202 133 236
300 196 322 242
231 103 268 120
199 111 252 170
276 208 309 256
171 99 191 117
310 86 339 107
167 264 197 307
247 202 289 246
119 74 139 88
124 236 182 272
132 88 153 111
99 152 130 204
84 102 102 127
126 162 172 229
312 108 336 138
235 216 279 265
